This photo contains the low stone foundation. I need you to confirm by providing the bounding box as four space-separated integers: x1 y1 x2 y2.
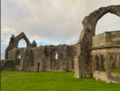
74 71 92 78
1 60 15 70
93 71 120 84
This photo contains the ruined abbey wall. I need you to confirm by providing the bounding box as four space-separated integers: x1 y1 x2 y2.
1 4 120 84
74 5 120 78
2 32 76 72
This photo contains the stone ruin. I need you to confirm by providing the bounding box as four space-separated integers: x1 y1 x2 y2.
1 5 120 84
92 31 120 84
74 5 120 84
1 32 76 72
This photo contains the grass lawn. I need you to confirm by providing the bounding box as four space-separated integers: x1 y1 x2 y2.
102 68 119 73
1 71 120 91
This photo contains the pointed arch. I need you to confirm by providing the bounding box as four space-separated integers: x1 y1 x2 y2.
76 5 120 74
15 32 31 48
78 5 120 43
95 13 120 35
5 32 31 60
18 39 27 48
51 49 59 61
50 49 60 70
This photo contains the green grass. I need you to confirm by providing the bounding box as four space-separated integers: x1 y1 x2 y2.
102 68 106 72
1 71 120 91
102 68 119 73
111 69 119 73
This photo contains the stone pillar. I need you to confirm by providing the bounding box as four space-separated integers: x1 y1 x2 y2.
20 60 23 70
92 55 96 72
70 60 72 71
41 60 44 71
74 54 81 78
106 54 111 78
94 55 97 70
118 55 120 73
47 56 51 71
62 59 67 72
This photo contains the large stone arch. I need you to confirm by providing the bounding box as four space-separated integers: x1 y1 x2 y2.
76 5 120 75
15 32 31 48
78 5 120 42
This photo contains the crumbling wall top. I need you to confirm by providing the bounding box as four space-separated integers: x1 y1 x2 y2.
92 30 120 48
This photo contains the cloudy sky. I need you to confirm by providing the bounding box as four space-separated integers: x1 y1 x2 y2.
1 0 120 59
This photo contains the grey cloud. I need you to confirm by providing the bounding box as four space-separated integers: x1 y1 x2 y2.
1 0 120 46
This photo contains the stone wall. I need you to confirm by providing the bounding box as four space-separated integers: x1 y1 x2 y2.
2 32 76 72
92 31 120 48
1 61 15 70
93 71 120 84
74 56 80 78
74 5 120 78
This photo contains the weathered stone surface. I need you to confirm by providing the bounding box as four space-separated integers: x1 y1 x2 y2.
31 40 37 47
93 71 120 84
92 31 120 48
74 5 120 78
2 32 76 72
1 5 120 85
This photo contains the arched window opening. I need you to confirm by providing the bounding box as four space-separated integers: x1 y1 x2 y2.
18 39 27 48
17 54 21 60
51 50 58 70
101 55 106 72
95 13 120 35
95 55 100 71
110 55 119 73
55 50 58 61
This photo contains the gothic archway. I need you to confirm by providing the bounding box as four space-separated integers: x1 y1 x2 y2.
17 39 27 48
15 32 31 48
95 55 100 71
76 5 120 73
5 32 31 60
95 13 120 35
